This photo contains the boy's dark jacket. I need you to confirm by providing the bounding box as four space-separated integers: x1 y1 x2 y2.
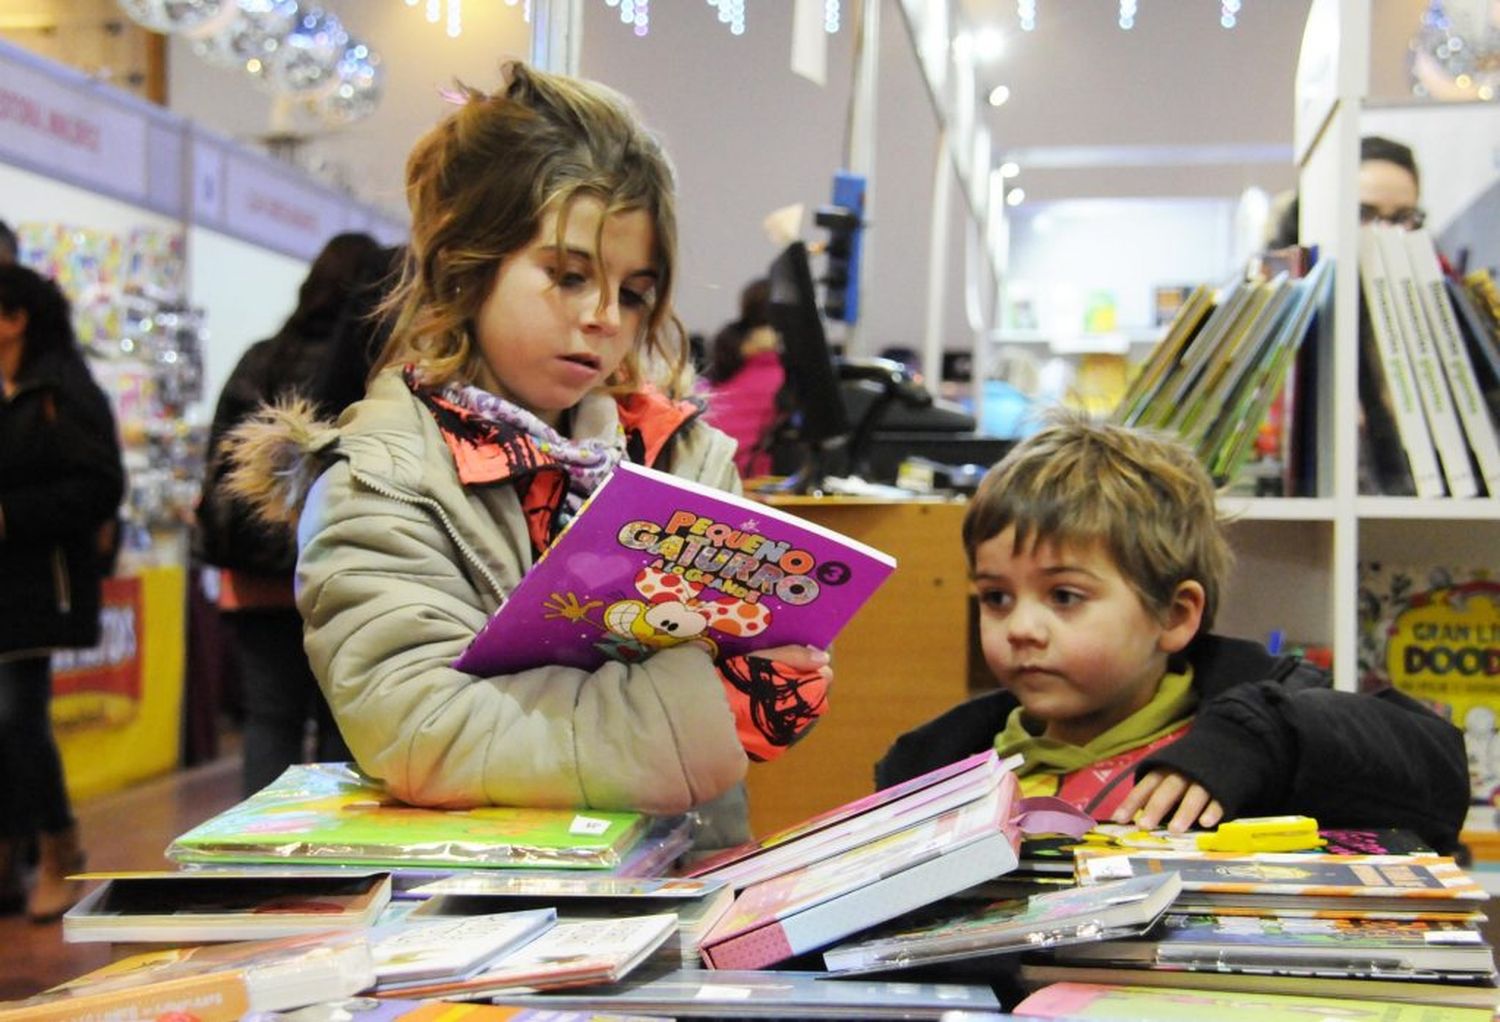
876 634 1468 854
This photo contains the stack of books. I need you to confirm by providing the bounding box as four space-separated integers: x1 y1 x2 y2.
1018 844 1499 1010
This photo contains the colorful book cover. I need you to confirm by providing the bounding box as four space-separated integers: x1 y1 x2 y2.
0 930 375 1022
370 908 557 988
1075 851 1487 913
1015 981 1493 1021
453 462 896 677
166 763 647 871
408 874 724 901
1357 562 1500 856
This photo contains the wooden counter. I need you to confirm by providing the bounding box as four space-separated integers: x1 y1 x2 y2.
742 495 974 836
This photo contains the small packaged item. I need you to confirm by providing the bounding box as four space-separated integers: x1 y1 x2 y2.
1195 814 1324 853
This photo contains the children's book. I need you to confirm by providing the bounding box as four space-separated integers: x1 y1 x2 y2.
1074 850 1488 916
680 748 1015 889
404 875 734 967
0 930 375 1022
699 772 1036 970
1048 911 1496 978
272 998 658 1022
452 461 896 677
488 965 1003 1019
1357 561 1500 860
1018 964 1500 1010
1015 980 1495 1021
819 871 1181 975
165 763 647 871
374 914 678 1000
60 870 392 944
369 908 556 990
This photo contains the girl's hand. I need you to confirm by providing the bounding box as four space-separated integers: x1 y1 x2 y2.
1110 768 1224 833
749 644 832 678
718 645 833 761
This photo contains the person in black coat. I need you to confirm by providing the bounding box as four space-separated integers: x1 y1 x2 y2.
0 263 124 920
196 231 384 796
875 413 1468 854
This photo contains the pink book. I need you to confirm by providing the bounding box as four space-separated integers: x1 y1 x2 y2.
453 462 896 677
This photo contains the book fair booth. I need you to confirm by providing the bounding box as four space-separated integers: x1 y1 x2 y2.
0 36 403 801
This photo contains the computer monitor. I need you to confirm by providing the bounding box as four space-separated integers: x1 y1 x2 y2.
764 241 851 493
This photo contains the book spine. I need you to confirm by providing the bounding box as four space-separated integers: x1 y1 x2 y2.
15 973 253 1022
1359 226 1445 497
1376 225 1477 497
1405 229 1500 496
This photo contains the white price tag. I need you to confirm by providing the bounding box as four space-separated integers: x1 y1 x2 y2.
695 986 753 1000
1084 854 1135 881
569 814 611 836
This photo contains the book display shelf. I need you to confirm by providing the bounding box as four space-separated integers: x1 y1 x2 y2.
1265 0 1500 693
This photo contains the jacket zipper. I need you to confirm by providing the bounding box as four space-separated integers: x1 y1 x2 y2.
347 466 506 601
52 547 72 613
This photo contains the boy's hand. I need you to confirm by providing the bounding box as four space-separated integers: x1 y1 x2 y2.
1110 768 1224 833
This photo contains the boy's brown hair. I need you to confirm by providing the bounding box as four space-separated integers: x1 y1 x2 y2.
375 61 692 397
962 412 1233 631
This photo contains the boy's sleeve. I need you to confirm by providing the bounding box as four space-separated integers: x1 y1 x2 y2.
873 690 1015 790
1141 680 1468 852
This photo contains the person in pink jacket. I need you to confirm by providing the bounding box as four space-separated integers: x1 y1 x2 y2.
701 278 786 479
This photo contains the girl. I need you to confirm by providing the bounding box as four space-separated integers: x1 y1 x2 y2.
701 277 786 479
0 264 125 919
225 63 830 850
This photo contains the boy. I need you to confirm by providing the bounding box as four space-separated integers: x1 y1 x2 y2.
876 415 1467 852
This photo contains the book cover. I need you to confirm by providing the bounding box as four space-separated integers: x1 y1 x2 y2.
453 461 896 678
1405 229 1500 495
1359 225 1445 497
377 914 678 1000
273 1000 659 1022
1116 284 1215 427
1448 276 1500 426
369 908 556 989
61 870 392 944
1018 965 1500 1011
1375 223 1477 497
0 931 375 1022
1075 850 1488 915
488 965 1003 1019
1358 297 1420 496
1015 980 1494 1020
681 748 1010 888
166 763 647 871
1138 279 1256 430
820 871 1181 975
1357 561 1500 858
408 873 725 901
1049 911 1495 977
698 772 1027 970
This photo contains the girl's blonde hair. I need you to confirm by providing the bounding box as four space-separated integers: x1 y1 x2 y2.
375 61 691 396
962 411 1233 631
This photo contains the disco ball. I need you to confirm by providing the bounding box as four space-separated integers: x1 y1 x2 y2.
189 0 300 78
262 7 348 96
318 41 383 125
117 0 235 35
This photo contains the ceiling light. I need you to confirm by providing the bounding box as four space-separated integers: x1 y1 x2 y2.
988 84 1011 107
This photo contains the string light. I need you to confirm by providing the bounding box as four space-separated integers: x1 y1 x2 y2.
1119 0 1137 30
1221 0 1240 28
1017 0 1036 32
825 0 840 34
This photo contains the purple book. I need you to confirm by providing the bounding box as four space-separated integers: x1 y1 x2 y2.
453 463 897 677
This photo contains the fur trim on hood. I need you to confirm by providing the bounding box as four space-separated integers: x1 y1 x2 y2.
223 398 340 529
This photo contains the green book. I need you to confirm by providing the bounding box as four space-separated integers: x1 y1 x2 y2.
166 763 648 870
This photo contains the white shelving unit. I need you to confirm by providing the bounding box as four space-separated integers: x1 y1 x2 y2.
1234 0 1500 691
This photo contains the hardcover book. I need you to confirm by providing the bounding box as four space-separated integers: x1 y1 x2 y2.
1048 911 1495 978
698 772 1031 970
61 870 393 945
369 908 557 990
821 870 1182 975
681 748 1015 889
1074 850 1488 916
166 763 648 871
453 461 896 678
1015 980 1493 1020
0 931 375 1022
489 965 1003 1019
375 914 679 1000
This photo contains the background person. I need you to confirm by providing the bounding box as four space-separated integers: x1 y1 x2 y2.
0 264 124 920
